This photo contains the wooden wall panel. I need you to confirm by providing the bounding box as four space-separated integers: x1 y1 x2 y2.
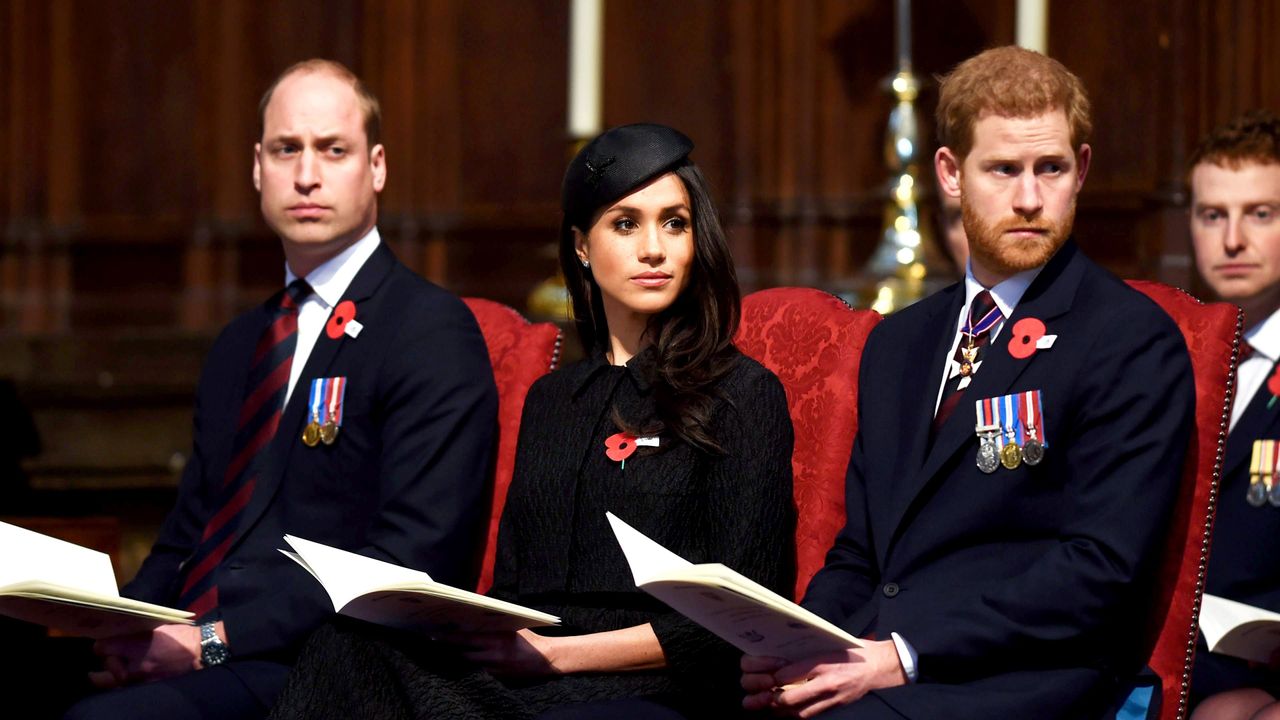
0 0 1278 500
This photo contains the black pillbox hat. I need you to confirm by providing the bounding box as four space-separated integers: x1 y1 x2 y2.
561 123 694 231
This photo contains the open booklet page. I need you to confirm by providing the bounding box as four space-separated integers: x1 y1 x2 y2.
0 521 192 638
1201 593 1280 664
281 535 559 633
606 512 861 661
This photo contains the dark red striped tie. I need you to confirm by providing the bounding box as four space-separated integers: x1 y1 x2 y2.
933 290 1000 434
178 279 311 619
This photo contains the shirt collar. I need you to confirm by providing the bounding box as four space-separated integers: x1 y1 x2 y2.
284 227 382 309
962 260 1042 321
1245 307 1280 363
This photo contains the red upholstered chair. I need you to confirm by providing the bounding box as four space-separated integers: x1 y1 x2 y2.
1126 280 1241 720
462 298 562 594
734 287 882 601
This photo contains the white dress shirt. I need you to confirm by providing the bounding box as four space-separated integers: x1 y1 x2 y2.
1231 308 1280 431
282 227 382 407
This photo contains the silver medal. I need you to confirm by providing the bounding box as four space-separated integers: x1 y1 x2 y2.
1269 482 1280 507
1248 481 1268 507
977 431 1000 474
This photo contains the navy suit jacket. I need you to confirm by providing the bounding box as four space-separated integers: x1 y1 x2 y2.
123 242 497 686
802 242 1195 719
1192 351 1280 702
1206 369 1280 610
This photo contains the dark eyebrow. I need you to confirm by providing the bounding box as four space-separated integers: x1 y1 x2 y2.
606 204 691 215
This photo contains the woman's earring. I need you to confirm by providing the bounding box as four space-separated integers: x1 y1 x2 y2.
581 259 590 268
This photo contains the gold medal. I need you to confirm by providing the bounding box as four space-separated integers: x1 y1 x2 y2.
1000 441 1022 470
320 421 339 445
302 421 321 447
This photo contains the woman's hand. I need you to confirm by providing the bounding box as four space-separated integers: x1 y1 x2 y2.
453 629 563 677
446 624 666 677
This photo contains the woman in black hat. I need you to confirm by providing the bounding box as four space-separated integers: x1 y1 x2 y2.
268 124 796 719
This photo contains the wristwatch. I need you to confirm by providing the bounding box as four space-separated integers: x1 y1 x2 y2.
199 621 229 667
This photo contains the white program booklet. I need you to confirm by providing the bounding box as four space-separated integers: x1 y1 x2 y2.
1200 593 1280 664
281 535 559 634
606 512 862 661
0 521 192 638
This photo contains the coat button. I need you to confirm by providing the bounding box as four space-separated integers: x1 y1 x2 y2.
883 582 900 598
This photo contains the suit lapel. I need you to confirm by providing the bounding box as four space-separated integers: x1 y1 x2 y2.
887 242 1086 543
1223 365 1280 479
230 242 399 552
869 287 961 562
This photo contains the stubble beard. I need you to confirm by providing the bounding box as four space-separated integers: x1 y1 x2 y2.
962 194 1076 278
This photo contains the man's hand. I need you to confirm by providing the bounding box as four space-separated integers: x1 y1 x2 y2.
89 621 222 688
741 640 908 718
451 628 562 678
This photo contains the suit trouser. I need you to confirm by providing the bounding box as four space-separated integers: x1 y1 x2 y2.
61 660 290 720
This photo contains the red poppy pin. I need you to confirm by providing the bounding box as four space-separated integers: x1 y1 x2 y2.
1008 317 1047 360
605 432 638 469
326 300 358 340
1267 365 1280 409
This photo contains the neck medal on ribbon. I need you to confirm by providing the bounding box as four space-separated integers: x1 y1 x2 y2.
1247 439 1280 507
959 299 1003 378
303 376 347 447
974 390 1048 473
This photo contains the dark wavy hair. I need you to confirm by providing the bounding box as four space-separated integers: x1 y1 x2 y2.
559 163 741 454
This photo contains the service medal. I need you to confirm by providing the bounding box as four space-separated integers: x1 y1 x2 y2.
1250 440 1276 508
320 421 339 445
1021 437 1045 466
1000 441 1022 470
1269 481 1280 508
977 433 1000 474
1248 481 1268 507
960 345 978 378
1020 392 1047 466
302 421 321 447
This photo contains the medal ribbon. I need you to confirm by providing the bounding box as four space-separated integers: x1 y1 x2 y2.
1264 438 1274 486
1022 390 1047 448
962 301 1003 337
308 378 325 424
1000 393 1022 447
326 377 346 428
975 397 996 431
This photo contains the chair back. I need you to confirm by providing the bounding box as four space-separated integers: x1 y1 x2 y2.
735 287 881 600
1127 280 1240 720
462 298 562 594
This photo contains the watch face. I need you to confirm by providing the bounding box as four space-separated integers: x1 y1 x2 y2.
200 623 229 667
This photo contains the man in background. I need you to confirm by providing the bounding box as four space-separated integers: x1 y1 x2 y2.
63 59 497 719
1187 110 1280 720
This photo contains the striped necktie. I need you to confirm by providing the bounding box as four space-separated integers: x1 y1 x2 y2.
933 290 1001 434
178 279 312 619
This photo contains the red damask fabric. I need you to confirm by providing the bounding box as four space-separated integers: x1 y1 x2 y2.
735 288 882 601
1127 280 1239 720
463 298 562 594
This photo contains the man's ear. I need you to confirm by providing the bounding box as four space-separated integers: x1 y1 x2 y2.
935 147 962 199
252 143 262 192
1075 144 1092 191
369 144 387 192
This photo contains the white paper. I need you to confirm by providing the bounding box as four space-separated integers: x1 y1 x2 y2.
1201 593 1280 664
0 521 119 598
